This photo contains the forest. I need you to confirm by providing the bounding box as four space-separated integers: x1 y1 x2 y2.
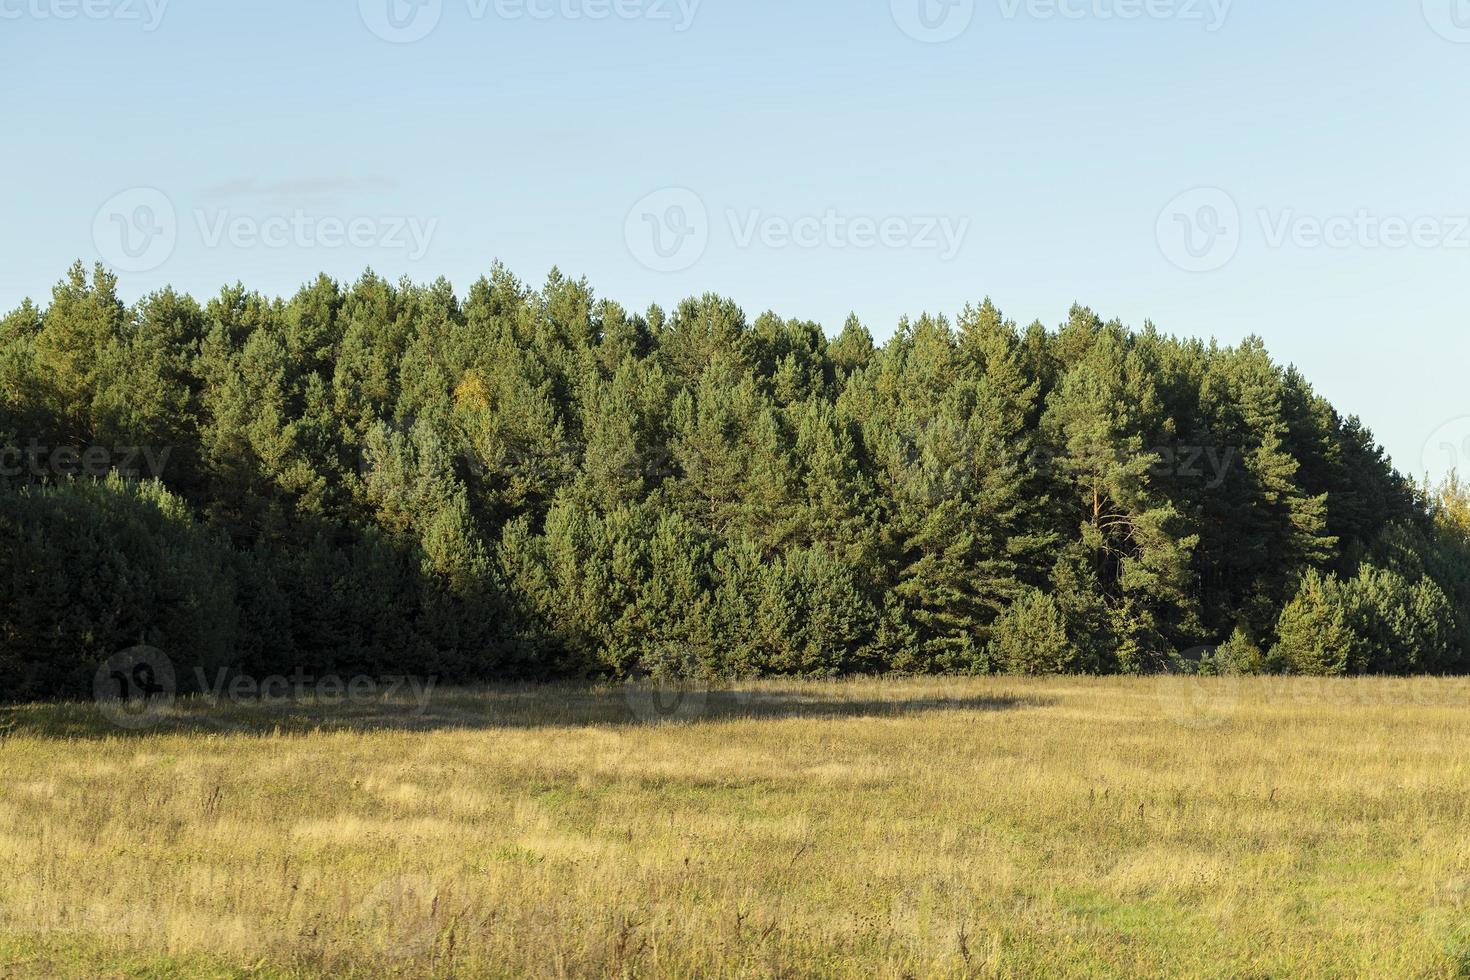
2 261 1467 700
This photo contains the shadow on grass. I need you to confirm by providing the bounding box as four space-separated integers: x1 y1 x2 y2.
0 684 1047 740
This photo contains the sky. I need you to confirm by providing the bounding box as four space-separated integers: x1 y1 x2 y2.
2 0 1468 481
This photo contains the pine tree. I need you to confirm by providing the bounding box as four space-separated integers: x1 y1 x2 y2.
1272 569 1365 676
1041 330 1199 671
3 263 1461 693
32 263 127 440
989 590 1073 675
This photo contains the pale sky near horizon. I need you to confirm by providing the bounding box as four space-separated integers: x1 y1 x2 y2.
3 0 1468 481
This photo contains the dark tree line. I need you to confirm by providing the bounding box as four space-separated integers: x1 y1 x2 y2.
1 262 1466 699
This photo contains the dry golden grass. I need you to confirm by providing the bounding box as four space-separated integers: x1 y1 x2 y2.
4 677 1470 977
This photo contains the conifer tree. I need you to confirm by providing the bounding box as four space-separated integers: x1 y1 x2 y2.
1 263 1458 692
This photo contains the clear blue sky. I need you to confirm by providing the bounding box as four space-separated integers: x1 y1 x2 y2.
3 0 1468 479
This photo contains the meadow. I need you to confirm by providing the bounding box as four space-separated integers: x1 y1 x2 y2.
3 677 1470 978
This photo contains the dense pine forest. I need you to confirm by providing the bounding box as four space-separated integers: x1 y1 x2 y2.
2 261 1468 699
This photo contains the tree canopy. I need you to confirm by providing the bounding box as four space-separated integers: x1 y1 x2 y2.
2 262 1464 699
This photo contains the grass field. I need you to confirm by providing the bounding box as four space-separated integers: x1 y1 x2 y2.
4 677 1470 978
